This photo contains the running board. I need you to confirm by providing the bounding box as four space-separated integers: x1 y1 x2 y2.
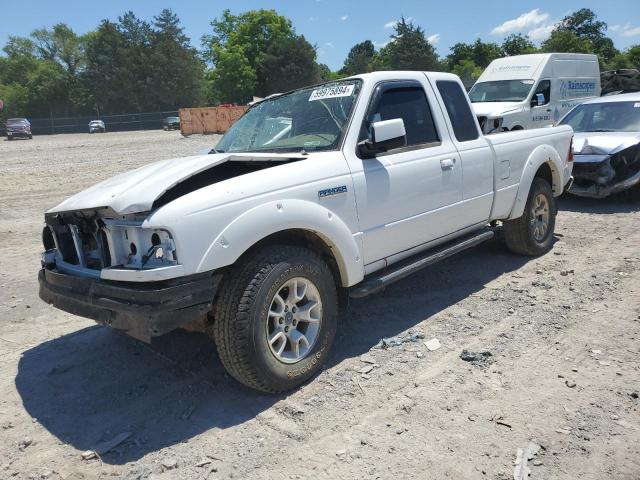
349 229 495 298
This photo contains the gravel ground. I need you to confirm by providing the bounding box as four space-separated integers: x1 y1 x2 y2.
0 130 638 480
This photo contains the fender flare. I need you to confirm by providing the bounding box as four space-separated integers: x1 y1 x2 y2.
196 199 364 287
508 144 563 220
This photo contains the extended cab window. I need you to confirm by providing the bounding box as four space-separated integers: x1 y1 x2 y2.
436 80 479 142
362 85 439 148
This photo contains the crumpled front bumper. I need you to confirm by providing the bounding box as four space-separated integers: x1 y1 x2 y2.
39 268 221 342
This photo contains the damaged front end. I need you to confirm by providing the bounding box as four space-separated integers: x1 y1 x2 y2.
570 139 640 198
39 208 220 342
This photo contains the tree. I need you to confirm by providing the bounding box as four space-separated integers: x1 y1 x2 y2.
451 59 483 89
447 39 502 70
261 35 320 94
552 9 617 64
148 9 205 109
203 9 296 100
501 34 537 56
340 40 375 75
541 30 591 55
374 18 440 71
625 45 640 69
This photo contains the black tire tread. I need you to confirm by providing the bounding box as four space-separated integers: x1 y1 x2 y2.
503 177 555 256
210 245 332 393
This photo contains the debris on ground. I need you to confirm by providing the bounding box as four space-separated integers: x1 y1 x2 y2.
565 379 577 388
81 431 132 460
359 354 376 364
375 332 425 349
18 437 33 451
460 349 493 366
514 442 542 480
424 338 441 351
358 365 374 375
161 457 178 471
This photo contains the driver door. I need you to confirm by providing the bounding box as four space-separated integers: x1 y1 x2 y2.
344 78 463 265
530 79 552 125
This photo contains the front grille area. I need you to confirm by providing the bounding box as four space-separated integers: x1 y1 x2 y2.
48 221 111 270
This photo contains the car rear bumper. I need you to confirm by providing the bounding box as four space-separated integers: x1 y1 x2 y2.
39 268 221 342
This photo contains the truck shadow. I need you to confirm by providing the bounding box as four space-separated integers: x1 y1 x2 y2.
15 238 530 464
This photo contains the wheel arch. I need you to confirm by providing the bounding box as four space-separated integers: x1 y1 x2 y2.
508 145 563 219
196 200 364 287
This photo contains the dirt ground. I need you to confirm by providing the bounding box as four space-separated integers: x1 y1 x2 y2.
0 130 639 480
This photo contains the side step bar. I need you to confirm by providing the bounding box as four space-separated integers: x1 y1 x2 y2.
349 229 495 298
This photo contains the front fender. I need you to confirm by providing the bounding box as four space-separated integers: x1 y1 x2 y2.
196 199 364 287
509 145 563 219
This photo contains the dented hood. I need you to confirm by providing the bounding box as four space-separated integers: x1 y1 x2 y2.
48 152 304 215
572 131 640 156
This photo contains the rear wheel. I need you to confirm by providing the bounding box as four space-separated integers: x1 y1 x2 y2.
503 177 556 256
210 246 338 393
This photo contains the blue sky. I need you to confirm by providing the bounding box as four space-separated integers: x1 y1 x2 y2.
2 0 639 70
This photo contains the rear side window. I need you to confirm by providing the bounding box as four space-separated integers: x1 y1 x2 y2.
363 86 439 147
436 80 479 142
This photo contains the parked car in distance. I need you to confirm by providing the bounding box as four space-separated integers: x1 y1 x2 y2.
470 53 601 133
6 118 32 140
560 92 640 199
38 72 574 393
88 120 106 133
162 116 180 131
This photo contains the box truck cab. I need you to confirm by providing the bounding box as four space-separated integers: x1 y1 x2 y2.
470 53 600 133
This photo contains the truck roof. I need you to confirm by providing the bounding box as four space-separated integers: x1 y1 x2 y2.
347 71 462 83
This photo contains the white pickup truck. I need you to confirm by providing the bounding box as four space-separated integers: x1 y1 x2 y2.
39 71 574 393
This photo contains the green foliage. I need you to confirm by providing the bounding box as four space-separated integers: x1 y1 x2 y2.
447 39 502 70
451 59 483 89
202 9 307 102
340 40 375 75
543 8 618 67
0 9 205 119
541 30 591 55
374 18 440 71
262 35 321 94
501 34 537 56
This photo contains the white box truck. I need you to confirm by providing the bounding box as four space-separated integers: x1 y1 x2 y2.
469 53 601 133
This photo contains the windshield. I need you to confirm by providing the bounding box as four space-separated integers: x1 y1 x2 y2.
215 80 362 153
7 118 28 125
560 101 640 132
166 117 179 122
469 80 534 103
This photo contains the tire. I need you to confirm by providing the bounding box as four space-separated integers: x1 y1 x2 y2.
503 177 556 256
7 136 13 141
29 134 33 139
210 245 338 393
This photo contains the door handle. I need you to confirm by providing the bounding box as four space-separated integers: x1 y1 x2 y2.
440 158 455 170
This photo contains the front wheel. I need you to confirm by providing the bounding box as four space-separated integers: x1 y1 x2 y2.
210 246 338 393
503 177 556 256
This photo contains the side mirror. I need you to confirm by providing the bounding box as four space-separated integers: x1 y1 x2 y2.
358 118 407 159
531 93 545 107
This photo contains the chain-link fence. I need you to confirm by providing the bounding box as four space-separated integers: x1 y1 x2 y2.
2 111 180 136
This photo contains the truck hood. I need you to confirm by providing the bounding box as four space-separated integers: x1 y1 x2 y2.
471 102 523 118
572 131 640 156
48 152 305 215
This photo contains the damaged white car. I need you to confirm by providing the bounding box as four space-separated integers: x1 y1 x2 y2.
560 92 640 198
39 72 573 393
